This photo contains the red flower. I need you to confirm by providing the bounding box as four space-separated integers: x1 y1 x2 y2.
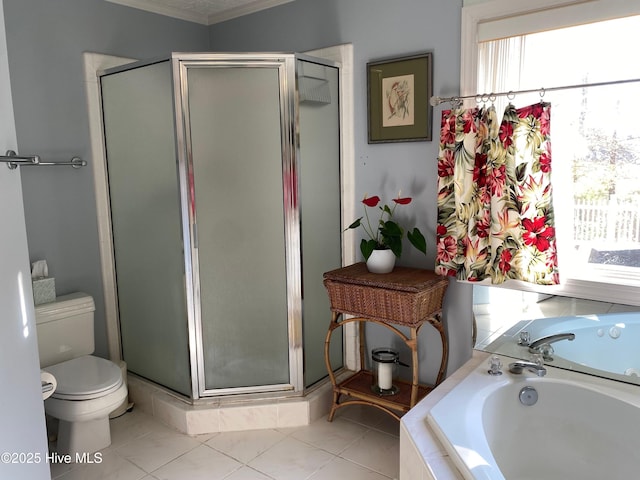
518 103 544 120
438 149 455 178
522 216 556 252
487 163 507 197
362 195 380 207
440 112 457 145
539 152 551 173
499 121 513 149
473 152 488 188
475 209 491 238
437 224 448 237
540 104 551 137
392 196 412 205
498 249 512 273
437 236 457 263
461 109 477 134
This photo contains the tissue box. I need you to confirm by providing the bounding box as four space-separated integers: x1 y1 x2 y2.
32 277 56 305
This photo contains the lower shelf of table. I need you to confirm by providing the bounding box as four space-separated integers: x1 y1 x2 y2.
334 370 433 412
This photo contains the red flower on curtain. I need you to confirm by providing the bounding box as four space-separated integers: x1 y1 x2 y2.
487 164 507 197
540 106 551 136
476 210 491 238
438 149 455 177
435 102 559 285
499 121 514 148
440 112 457 145
522 217 555 252
436 235 457 263
461 109 477 134
539 150 552 173
498 249 512 273
518 103 545 119
473 152 488 188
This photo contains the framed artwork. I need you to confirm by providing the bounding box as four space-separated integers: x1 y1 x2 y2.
367 52 433 143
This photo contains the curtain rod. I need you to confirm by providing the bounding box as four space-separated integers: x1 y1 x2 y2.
430 77 640 106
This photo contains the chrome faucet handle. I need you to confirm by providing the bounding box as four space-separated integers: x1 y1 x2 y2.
528 332 575 352
518 330 531 346
487 356 503 376
537 343 554 361
508 360 547 377
529 353 545 366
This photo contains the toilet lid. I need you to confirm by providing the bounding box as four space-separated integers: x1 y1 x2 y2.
44 355 123 401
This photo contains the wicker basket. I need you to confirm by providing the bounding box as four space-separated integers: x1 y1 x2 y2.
323 263 449 326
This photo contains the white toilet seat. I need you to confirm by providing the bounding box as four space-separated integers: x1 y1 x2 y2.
43 355 122 400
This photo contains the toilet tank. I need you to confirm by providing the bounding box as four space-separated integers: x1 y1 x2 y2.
35 292 96 368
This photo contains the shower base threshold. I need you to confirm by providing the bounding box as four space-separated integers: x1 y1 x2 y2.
126 372 346 435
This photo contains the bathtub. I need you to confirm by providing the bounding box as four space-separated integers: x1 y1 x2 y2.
485 312 640 383
424 355 640 480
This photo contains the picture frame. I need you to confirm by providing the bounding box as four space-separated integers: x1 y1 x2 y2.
367 52 433 143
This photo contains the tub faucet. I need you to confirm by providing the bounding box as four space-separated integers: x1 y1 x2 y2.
528 333 575 354
508 360 547 377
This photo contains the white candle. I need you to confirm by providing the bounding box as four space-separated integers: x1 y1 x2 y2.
378 362 393 390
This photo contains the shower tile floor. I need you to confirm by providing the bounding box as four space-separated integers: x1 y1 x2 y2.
49 404 400 480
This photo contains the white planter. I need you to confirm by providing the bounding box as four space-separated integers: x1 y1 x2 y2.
366 249 396 274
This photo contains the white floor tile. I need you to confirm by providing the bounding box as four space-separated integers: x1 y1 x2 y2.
289 416 369 454
247 436 334 480
109 410 172 449
332 404 390 429
114 429 201 473
63 393 402 480
55 450 146 480
223 466 274 480
49 456 75 479
151 444 242 480
309 456 392 480
340 429 400 479
205 428 287 463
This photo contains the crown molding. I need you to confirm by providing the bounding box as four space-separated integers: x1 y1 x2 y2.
208 0 293 24
106 0 208 24
105 0 294 25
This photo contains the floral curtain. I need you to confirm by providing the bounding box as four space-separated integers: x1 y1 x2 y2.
435 102 559 285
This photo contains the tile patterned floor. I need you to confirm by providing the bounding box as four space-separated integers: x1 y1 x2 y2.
49 404 400 480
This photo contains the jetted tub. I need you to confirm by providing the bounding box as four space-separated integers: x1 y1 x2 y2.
426 356 640 480
486 312 640 382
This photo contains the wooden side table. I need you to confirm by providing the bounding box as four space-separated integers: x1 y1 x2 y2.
323 263 449 421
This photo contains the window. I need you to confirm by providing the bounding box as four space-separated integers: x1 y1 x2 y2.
463 0 640 305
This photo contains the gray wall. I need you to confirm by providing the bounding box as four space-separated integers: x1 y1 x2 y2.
209 0 471 382
4 0 472 382
3 0 209 357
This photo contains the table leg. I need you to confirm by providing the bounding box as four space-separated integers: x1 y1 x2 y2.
435 321 448 386
325 312 341 422
408 327 419 407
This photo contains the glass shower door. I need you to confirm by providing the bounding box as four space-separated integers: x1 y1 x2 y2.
297 57 343 387
101 60 192 396
179 59 293 394
102 53 343 399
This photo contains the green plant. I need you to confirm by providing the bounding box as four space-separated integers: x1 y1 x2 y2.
346 194 427 260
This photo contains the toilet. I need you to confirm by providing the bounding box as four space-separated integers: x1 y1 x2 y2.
35 292 128 456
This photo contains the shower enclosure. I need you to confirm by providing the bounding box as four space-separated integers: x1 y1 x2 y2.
99 53 343 399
